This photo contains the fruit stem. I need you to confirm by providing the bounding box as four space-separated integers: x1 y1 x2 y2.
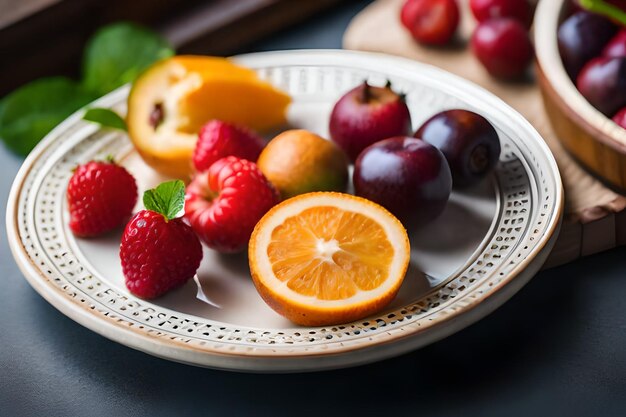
360 81 372 103
469 145 489 174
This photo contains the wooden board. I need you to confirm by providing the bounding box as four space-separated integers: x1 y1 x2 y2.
343 0 626 267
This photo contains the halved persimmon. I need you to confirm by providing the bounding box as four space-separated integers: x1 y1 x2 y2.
248 192 410 326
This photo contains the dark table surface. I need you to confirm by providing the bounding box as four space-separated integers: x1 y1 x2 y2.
2 2 626 416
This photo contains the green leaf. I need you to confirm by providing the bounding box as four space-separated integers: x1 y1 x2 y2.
0 77 97 156
82 22 174 96
578 0 626 26
143 180 186 220
83 108 127 131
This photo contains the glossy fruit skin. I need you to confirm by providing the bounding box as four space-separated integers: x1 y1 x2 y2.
603 29 626 58
471 18 533 79
258 130 349 198
558 11 617 79
577 57 626 116
185 156 279 253
353 137 452 229
67 160 138 237
400 0 460 45
120 210 203 299
613 107 626 129
469 0 531 27
329 82 411 162
193 120 265 172
415 109 501 188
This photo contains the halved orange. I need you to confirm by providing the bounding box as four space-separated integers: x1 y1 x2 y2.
127 55 291 179
248 192 410 326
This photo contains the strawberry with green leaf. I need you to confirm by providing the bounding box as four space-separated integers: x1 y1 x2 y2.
120 180 203 299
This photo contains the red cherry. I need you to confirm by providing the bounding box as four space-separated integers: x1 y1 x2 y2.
469 0 532 27
471 18 534 79
577 57 626 116
400 0 460 45
613 107 626 129
604 29 626 58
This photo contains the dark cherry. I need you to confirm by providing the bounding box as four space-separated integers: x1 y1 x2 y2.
604 29 626 58
415 109 500 188
577 57 626 116
471 18 533 79
613 107 626 130
353 137 451 229
469 0 532 27
400 0 460 45
558 11 617 79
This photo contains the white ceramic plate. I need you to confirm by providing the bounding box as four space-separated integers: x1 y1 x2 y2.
6 50 563 372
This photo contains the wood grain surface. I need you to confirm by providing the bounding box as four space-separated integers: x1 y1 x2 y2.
343 0 626 266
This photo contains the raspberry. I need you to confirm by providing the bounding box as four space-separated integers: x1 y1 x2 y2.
185 156 280 253
192 120 265 172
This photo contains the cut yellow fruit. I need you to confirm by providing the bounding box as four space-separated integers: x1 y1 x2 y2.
248 192 410 326
127 55 291 179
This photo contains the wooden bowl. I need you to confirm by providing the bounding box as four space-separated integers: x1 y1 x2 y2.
535 0 626 190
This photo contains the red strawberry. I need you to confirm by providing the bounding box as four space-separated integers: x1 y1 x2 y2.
67 158 137 237
185 156 279 253
120 180 203 299
192 120 265 172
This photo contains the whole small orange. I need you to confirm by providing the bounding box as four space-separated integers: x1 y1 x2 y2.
256 129 349 199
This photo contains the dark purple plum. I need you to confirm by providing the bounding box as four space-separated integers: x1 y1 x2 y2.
353 137 451 229
577 57 626 116
415 109 500 188
558 11 617 80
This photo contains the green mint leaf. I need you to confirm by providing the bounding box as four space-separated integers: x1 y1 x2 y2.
82 22 174 96
578 0 626 26
0 77 96 156
83 108 127 131
143 180 186 220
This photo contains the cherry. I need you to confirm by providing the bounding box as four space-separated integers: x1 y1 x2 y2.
613 107 626 130
400 0 460 46
604 29 626 59
471 18 533 79
577 57 626 116
469 0 532 27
